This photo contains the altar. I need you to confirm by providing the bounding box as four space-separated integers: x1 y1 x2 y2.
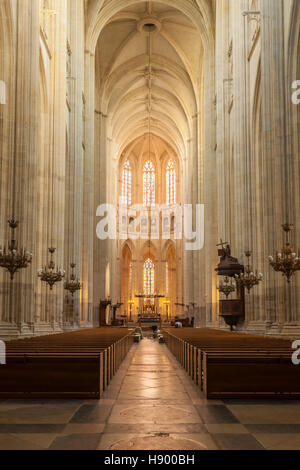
138 305 161 328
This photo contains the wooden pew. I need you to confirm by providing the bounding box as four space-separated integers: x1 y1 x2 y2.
163 328 299 400
203 352 300 399
1 354 104 399
0 328 134 399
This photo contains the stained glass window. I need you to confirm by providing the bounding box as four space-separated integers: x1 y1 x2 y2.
166 159 176 205
122 160 132 206
129 262 133 297
166 262 169 295
143 161 155 207
144 258 155 299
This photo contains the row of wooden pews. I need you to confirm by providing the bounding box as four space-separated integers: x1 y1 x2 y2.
163 328 300 399
0 328 134 399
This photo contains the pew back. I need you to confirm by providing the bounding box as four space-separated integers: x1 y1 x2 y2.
163 328 298 399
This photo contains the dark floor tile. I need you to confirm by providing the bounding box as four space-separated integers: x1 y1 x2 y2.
2 399 84 406
213 434 264 450
196 406 239 424
223 399 300 406
70 405 112 424
246 424 300 434
48 434 102 450
0 424 65 434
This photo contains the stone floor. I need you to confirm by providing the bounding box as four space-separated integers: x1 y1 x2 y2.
0 338 300 450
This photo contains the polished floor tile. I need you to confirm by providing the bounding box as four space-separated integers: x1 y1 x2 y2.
0 433 57 450
0 424 65 434
98 433 217 450
109 404 202 424
205 424 249 434
104 423 207 434
0 403 79 424
253 433 300 450
228 405 300 425
212 433 264 450
246 424 300 434
1 338 300 450
196 406 239 424
49 433 102 451
70 405 113 424
62 423 106 434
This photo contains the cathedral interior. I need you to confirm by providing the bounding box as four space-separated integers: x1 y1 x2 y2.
0 0 300 452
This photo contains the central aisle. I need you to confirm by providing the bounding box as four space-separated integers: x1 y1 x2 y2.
98 337 218 450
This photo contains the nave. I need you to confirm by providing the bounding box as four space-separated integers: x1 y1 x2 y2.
0 1 300 453
1 338 300 450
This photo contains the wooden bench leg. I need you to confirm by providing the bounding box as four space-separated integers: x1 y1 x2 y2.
103 349 108 390
197 349 201 387
99 352 104 397
193 346 197 383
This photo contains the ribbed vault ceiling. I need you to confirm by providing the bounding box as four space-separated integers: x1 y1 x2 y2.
95 1 204 160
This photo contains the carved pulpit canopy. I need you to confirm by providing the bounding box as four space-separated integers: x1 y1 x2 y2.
215 240 244 277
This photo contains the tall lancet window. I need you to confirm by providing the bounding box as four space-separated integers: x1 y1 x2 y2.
143 161 155 207
144 258 155 299
166 159 176 205
122 160 132 206
129 262 133 298
166 262 169 296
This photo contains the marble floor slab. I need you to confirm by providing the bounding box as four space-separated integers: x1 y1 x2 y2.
0 338 300 450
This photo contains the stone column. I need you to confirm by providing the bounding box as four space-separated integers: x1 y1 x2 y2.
51 0 67 331
0 0 39 338
203 42 218 327
63 0 85 330
82 50 95 325
94 110 108 319
260 0 287 332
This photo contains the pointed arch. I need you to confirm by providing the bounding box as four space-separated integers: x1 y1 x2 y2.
121 243 133 316
165 241 177 319
143 160 155 207
143 258 155 299
121 159 132 206
166 158 176 205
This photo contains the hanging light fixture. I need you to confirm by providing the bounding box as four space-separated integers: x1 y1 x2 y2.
217 276 236 299
235 251 263 293
38 248 65 290
0 219 33 280
37 18 66 293
0 7 33 282
64 263 82 296
269 224 300 283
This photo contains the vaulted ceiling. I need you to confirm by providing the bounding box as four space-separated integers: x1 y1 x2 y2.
94 1 205 160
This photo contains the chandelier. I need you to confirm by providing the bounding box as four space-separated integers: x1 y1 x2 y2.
235 251 263 293
64 263 82 296
217 276 236 299
269 224 300 283
0 219 33 280
38 248 65 290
